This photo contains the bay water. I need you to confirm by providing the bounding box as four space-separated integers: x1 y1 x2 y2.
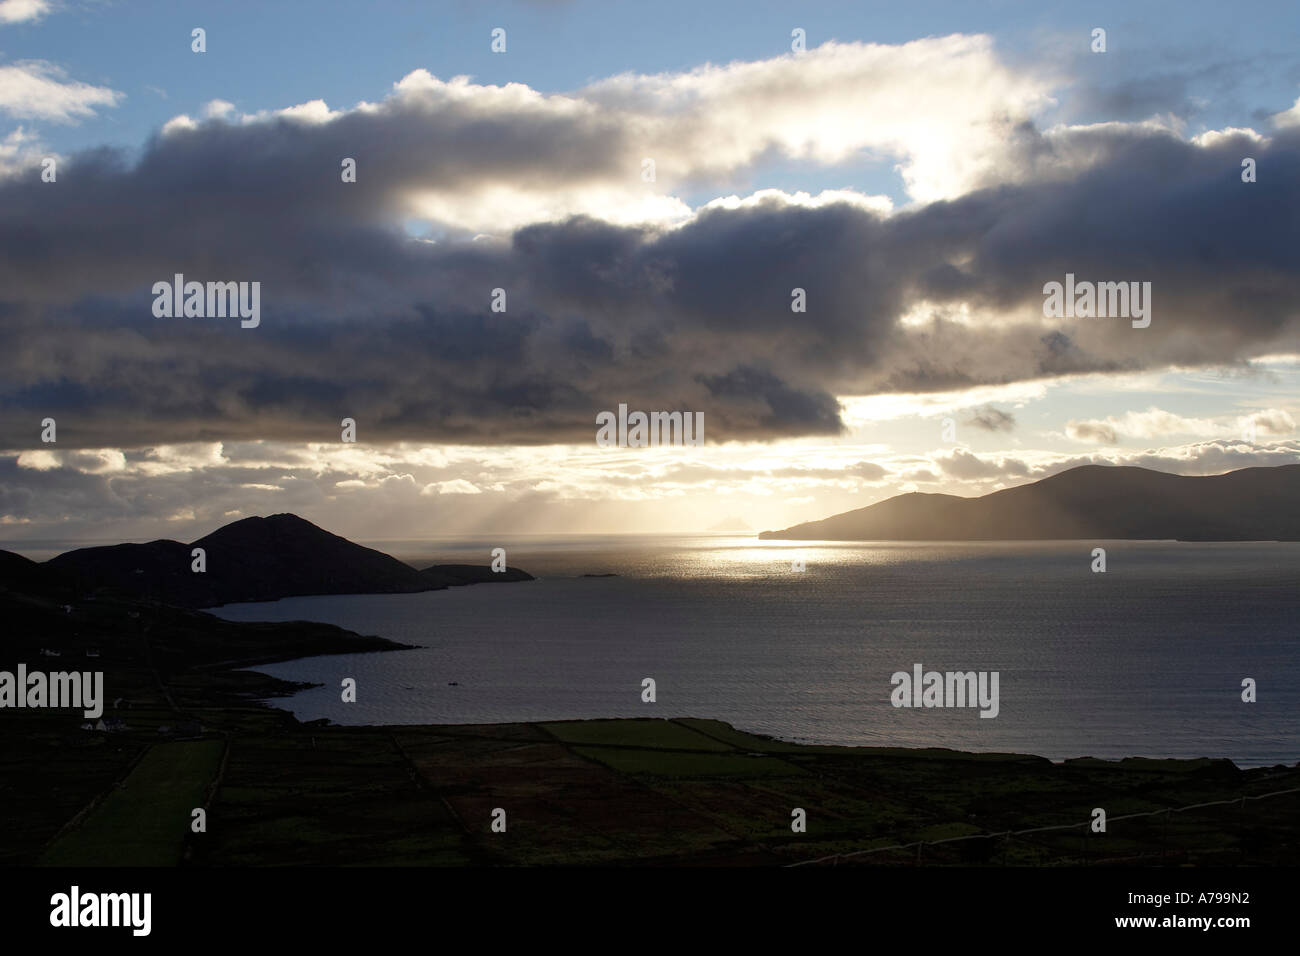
210 537 1299 767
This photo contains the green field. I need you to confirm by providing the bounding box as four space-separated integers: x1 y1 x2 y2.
542 717 734 751
40 739 225 866
12 718 1300 867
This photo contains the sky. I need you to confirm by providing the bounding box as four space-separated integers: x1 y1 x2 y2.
0 0 1298 543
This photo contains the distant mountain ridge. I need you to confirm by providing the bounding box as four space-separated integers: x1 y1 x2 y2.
759 464 1300 541
707 515 753 533
8 513 532 607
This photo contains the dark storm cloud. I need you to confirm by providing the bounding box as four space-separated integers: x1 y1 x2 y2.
1059 42 1266 125
1 109 1298 450
962 405 1017 433
1067 421 1119 444
1076 74 1197 121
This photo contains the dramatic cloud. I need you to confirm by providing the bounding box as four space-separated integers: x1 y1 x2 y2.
0 44 1298 458
3 432 1292 542
579 34 1054 203
134 34 1046 234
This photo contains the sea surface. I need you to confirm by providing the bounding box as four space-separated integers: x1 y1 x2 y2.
208 536 1300 767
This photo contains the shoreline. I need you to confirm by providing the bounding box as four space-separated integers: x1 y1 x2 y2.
234 623 1293 772
3 572 1295 866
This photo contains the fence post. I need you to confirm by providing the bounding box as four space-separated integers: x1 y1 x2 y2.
1239 795 1246 861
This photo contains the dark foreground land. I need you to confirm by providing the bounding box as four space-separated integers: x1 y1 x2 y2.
2 578 1297 867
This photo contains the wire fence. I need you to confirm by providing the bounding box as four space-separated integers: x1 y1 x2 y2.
785 786 1300 866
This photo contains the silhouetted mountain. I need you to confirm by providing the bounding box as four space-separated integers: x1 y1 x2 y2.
759 464 1300 541
0 549 68 600
38 513 533 607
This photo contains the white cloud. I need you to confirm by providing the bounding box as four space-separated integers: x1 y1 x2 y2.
0 0 51 25
936 447 1029 479
133 443 228 476
1066 406 1295 444
13 449 58 471
160 113 197 136
699 188 893 217
840 380 1050 424
16 448 126 473
203 99 236 120
581 35 1055 203
167 36 1052 234
165 98 343 138
1272 94 1300 129
1192 126 1268 148
0 125 43 177
0 60 122 122
236 98 339 126
421 479 483 496
145 37 1294 239
1249 408 1297 435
